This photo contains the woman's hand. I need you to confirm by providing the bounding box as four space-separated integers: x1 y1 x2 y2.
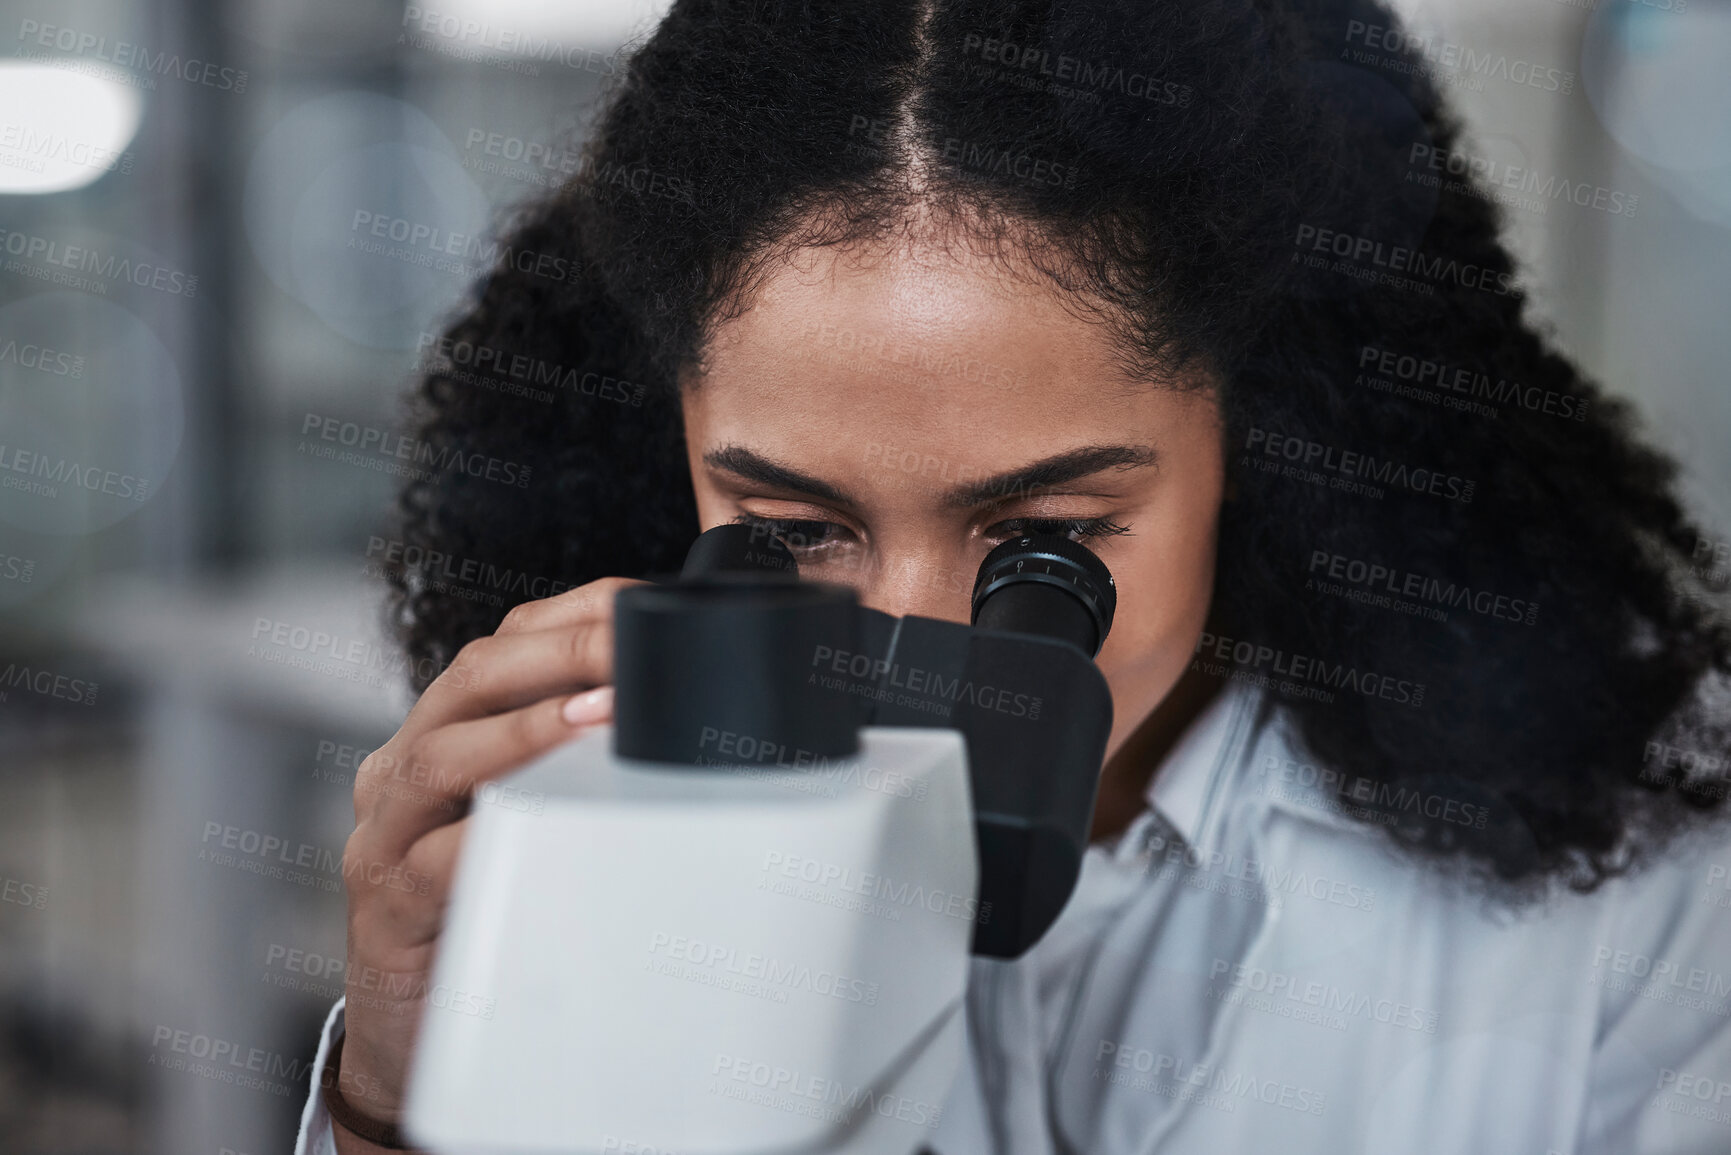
332 577 641 1143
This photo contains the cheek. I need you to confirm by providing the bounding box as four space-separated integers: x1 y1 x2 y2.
1093 475 1223 714
1097 536 1214 692
690 485 731 530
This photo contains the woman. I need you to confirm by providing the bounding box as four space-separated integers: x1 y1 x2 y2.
297 0 1731 1151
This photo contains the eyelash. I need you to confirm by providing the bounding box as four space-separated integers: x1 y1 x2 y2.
730 513 1131 551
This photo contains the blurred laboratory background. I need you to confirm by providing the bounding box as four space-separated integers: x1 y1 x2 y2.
0 0 1727 1152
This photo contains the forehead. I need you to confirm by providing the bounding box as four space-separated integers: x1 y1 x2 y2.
683 235 1204 458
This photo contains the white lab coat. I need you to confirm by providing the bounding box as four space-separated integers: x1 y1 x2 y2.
297 682 1731 1154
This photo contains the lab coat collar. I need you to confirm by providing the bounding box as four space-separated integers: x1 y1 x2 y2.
1141 679 1262 854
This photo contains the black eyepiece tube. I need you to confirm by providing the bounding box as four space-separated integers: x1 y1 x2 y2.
971 534 1117 657
681 521 800 579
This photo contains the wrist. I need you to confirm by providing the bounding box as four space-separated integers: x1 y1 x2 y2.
323 1030 414 1150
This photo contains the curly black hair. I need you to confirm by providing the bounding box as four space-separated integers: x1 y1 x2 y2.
384 0 1731 893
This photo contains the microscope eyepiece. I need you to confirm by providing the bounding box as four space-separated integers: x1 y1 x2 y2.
680 521 799 579
971 533 1117 658
613 580 861 764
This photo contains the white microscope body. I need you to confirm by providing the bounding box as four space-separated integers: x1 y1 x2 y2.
404 724 977 1155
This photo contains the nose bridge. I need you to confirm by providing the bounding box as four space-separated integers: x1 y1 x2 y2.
858 546 974 625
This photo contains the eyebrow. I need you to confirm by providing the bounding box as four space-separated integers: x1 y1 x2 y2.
944 444 1157 507
704 445 853 505
701 443 1157 509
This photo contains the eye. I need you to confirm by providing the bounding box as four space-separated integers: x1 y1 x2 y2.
985 516 1132 543
732 512 1131 555
730 514 850 551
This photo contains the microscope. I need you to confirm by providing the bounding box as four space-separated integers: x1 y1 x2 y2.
403 524 1116 1154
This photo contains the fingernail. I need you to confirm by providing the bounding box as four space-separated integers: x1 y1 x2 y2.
562 685 614 726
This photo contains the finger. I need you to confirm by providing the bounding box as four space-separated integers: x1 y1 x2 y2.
341 821 447 953
492 576 644 637
389 577 641 749
365 719 608 942
404 817 465 915
403 616 615 736
353 818 464 946
368 695 604 857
